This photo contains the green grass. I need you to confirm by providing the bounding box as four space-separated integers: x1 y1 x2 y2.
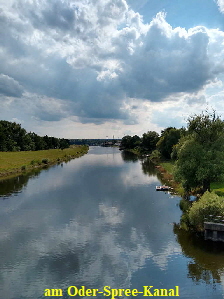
157 161 184 196
160 161 175 175
0 145 88 179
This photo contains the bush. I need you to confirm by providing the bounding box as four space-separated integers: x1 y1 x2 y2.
179 198 192 212
150 150 161 162
30 159 42 165
180 213 191 231
21 165 26 171
188 191 224 231
42 158 49 164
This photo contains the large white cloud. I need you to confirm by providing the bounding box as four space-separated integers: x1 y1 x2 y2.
217 0 224 13
119 15 214 101
1 0 224 130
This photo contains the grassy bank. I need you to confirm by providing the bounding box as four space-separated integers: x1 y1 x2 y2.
0 145 88 180
160 161 175 174
157 161 224 196
155 161 184 196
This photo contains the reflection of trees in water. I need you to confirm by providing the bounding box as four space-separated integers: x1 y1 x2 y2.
141 159 157 176
121 151 138 162
141 159 171 186
0 170 41 197
174 223 224 284
121 152 159 178
121 152 162 181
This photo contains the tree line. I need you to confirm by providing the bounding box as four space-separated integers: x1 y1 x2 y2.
120 127 185 159
70 139 119 146
121 111 224 194
0 120 70 151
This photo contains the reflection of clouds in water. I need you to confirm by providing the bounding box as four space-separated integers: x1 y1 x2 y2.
0 200 180 298
16 152 152 205
99 204 124 225
31 207 153 289
66 149 125 168
26 150 125 195
81 152 124 167
151 241 182 271
120 163 158 186
0 148 184 298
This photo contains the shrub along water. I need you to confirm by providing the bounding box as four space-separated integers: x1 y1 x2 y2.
181 191 224 232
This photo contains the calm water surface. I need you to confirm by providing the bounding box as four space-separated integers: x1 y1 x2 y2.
0 147 224 298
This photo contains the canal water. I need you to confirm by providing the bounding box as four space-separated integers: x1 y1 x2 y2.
0 146 224 298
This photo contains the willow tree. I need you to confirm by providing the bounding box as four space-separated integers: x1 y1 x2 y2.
174 111 224 193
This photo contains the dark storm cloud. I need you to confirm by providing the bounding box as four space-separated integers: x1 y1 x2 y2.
0 74 23 97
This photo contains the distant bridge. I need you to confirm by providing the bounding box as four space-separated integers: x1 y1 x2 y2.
69 139 121 146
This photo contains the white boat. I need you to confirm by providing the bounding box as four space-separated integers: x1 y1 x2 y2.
156 185 169 191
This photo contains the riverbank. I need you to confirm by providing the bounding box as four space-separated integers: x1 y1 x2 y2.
0 145 88 180
120 149 224 196
154 161 184 196
121 149 184 195
158 161 224 196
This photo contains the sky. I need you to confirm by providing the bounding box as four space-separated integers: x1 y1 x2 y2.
1 0 224 138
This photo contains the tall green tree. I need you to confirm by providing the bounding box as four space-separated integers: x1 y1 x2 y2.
120 135 132 149
174 111 224 193
142 131 159 152
120 135 141 149
0 120 70 152
156 127 183 159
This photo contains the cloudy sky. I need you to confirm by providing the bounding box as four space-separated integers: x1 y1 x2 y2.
1 0 224 138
